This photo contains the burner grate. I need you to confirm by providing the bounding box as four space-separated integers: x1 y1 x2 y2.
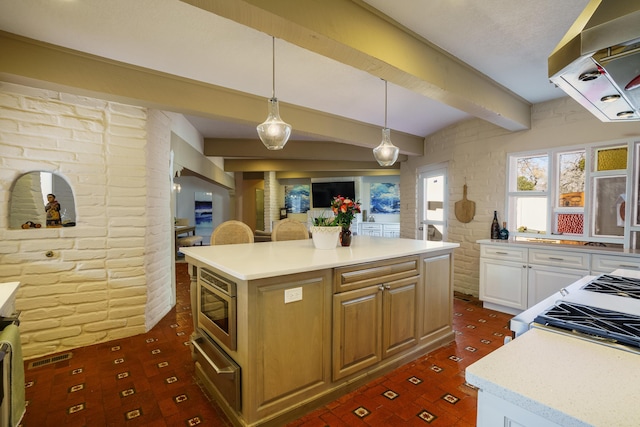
534 302 640 349
581 274 640 299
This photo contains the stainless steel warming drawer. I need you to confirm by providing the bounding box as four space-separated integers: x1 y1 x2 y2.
192 336 241 411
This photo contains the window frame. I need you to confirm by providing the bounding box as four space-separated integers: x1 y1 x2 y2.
506 139 633 246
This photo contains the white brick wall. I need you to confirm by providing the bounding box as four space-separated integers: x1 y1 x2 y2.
405 98 640 297
0 82 173 359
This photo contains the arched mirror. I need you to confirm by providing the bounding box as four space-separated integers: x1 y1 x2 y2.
9 171 76 229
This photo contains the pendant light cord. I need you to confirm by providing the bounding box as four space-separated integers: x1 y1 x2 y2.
271 36 276 99
384 79 388 129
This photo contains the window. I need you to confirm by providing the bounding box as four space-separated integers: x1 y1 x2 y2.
508 153 548 234
507 141 631 245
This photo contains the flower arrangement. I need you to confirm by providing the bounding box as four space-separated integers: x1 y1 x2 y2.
331 195 361 229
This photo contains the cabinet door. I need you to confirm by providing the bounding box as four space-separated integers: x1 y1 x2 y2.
421 254 452 342
332 286 383 381
527 267 588 307
479 259 527 310
382 276 418 358
253 272 332 412
360 223 382 236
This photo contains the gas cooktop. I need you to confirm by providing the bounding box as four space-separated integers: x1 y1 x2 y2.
534 301 640 349
581 274 640 300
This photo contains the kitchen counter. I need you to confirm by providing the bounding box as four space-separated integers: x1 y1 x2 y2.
466 328 640 427
181 236 457 280
477 238 640 256
182 236 458 426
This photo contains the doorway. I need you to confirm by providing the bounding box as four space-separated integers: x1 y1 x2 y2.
418 164 448 241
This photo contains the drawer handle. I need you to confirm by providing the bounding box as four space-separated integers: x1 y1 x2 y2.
192 340 234 375
619 265 638 269
549 257 564 261
495 251 509 255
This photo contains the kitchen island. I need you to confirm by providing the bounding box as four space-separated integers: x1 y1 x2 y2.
181 236 458 426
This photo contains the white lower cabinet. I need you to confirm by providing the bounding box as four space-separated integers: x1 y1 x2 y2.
527 266 588 306
591 253 640 274
479 258 527 312
479 243 590 314
476 390 563 427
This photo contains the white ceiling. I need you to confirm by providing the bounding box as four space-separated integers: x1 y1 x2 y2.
0 0 590 143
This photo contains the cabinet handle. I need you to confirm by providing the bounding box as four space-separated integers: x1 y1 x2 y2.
384 284 391 290
549 257 564 261
495 251 508 255
522 265 527 268
619 265 638 269
192 340 234 375
378 285 385 291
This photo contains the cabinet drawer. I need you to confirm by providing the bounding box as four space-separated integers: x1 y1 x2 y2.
334 256 419 293
591 254 640 273
528 249 589 269
480 245 527 262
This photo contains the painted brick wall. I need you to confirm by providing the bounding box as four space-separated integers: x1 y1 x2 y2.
0 82 173 359
405 97 640 297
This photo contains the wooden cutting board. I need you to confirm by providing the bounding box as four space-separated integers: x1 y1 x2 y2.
455 184 475 223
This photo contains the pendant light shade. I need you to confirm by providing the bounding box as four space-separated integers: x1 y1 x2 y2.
257 37 291 150
373 80 399 166
373 128 399 166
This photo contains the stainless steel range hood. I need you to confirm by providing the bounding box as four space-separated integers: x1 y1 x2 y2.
549 0 640 121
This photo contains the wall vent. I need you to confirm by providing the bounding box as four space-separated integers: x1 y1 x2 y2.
28 352 72 369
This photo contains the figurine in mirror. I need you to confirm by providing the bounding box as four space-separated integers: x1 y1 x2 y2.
10 171 76 229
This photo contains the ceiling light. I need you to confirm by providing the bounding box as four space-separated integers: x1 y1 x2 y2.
600 94 621 102
373 79 399 167
257 36 291 150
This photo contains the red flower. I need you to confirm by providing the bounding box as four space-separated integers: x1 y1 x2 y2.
331 196 361 228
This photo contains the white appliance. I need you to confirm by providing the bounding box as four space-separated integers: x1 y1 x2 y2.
510 269 640 355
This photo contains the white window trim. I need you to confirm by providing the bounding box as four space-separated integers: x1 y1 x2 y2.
506 138 635 247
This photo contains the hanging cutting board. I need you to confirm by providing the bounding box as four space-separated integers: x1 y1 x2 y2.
455 184 475 223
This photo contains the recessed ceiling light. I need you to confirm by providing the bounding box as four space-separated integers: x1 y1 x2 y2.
616 111 635 118
600 94 621 102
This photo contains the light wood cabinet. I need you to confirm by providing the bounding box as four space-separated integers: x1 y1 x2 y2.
247 270 333 423
185 241 458 427
333 257 419 380
420 253 453 342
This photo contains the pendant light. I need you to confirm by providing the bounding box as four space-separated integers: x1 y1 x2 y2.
373 79 399 166
257 36 292 150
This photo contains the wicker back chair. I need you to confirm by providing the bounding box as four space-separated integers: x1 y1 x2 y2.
210 220 254 245
271 219 310 242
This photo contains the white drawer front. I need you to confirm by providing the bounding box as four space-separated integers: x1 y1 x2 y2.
591 254 640 273
480 245 527 262
528 249 589 269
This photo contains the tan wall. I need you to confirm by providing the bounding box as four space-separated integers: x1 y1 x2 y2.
0 82 173 359
403 97 640 296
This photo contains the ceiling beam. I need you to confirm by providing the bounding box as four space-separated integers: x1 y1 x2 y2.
182 0 531 131
204 138 409 162
0 30 424 156
224 159 399 172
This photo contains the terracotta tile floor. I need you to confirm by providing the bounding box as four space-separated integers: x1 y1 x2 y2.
21 263 513 426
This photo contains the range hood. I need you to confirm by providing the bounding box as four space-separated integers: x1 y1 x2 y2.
549 0 640 121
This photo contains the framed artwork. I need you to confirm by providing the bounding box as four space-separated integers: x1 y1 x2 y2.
285 185 310 213
195 192 213 239
370 183 400 214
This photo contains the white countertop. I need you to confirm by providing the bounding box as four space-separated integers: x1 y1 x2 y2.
466 328 640 427
477 238 640 257
181 236 458 280
0 282 19 317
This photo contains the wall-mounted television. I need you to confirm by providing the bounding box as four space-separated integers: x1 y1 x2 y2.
312 181 356 208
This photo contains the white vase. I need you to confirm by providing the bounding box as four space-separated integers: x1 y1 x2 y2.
310 226 341 249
